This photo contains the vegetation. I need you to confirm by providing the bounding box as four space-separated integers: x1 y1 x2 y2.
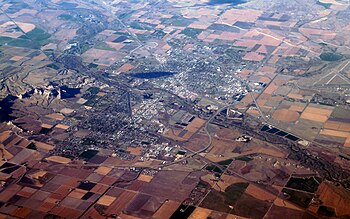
316 0 332 9
181 28 203 38
5 1 29 14
46 63 60 70
58 14 75 21
285 176 321 193
235 156 253 162
79 149 99 159
281 188 314 208
320 52 342 61
224 182 249 203
206 165 223 173
217 159 233 166
94 42 116 51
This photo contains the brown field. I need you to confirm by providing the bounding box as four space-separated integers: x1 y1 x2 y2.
95 166 112 175
41 123 53 129
163 127 187 141
96 92 107 97
303 106 333 116
46 156 71 164
289 104 306 112
46 113 65 120
345 137 350 147
264 204 305 219
247 108 260 116
60 108 74 115
268 55 279 64
234 192 272 218
324 120 350 132
117 63 135 73
141 170 197 202
311 182 350 216
184 133 209 152
105 190 137 215
73 129 90 138
127 146 143 156
264 83 279 95
34 141 55 151
300 112 329 123
0 131 12 142
292 119 323 140
76 98 87 104
215 127 241 141
68 189 86 199
205 138 237 162
238 138 287 158
319 129 349 138
118 213 142 219
153 200 181 219
185 118 206 133
213 174 247 191
10 56 24 61
273 197 303 211
272 109 299 123
82 48 124 66
245 184 276 202
55 124 70 130
54 28 77 42
200 174 219 188
138 174 153 183
234 39 258 48
97 195 116 206
242 52 265 62
188 207 212 219
0 145 13 160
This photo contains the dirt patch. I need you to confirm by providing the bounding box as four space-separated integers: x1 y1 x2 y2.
272 109 299 123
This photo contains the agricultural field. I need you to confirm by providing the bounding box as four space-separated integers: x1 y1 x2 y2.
0 0 350 218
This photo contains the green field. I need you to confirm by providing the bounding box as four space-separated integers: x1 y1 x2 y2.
94 42 116 51
320 52 342 61
181 28 203 38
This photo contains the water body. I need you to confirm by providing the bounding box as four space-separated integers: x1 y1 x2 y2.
0 95 17 122
207 0 246 6
60 86 80 99
131 72 175 79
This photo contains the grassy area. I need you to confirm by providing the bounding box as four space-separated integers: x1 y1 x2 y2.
79 149 99 159
206 165 223 173
2 27 52 49
24 28 51 44
86 87 100 95
1 37 41 49
58 14 75 21
136 34 150 42
129 21 153 31
94 41 115 51
5 1 29 14
235 156 253 162
200 182 249 212
59 2 78 9
320 52 342 61
316 0 332 9
0 36 13 45
281 188 314 208
80 43 91 54
285 176 321 193
217 159 233 166
88 63 99 68
181 28 203 38
224 182 249 203
46 63 60 70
